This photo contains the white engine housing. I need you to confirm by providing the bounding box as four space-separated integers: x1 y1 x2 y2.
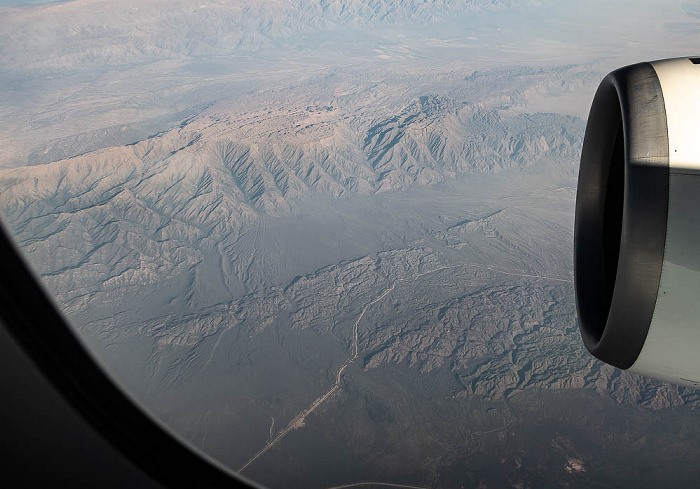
575 57 700 388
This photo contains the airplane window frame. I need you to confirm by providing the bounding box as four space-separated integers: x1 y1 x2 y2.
0 216 258 489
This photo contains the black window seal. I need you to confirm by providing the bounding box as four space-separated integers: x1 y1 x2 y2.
0 217 260 489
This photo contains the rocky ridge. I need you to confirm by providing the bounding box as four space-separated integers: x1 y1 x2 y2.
0 90 583 319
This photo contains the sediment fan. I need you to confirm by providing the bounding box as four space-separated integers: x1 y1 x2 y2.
575 56 700 388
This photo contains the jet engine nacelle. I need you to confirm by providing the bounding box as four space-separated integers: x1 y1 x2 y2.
575 57 700 388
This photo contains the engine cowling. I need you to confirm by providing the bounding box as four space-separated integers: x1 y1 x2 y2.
575 57 700 388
